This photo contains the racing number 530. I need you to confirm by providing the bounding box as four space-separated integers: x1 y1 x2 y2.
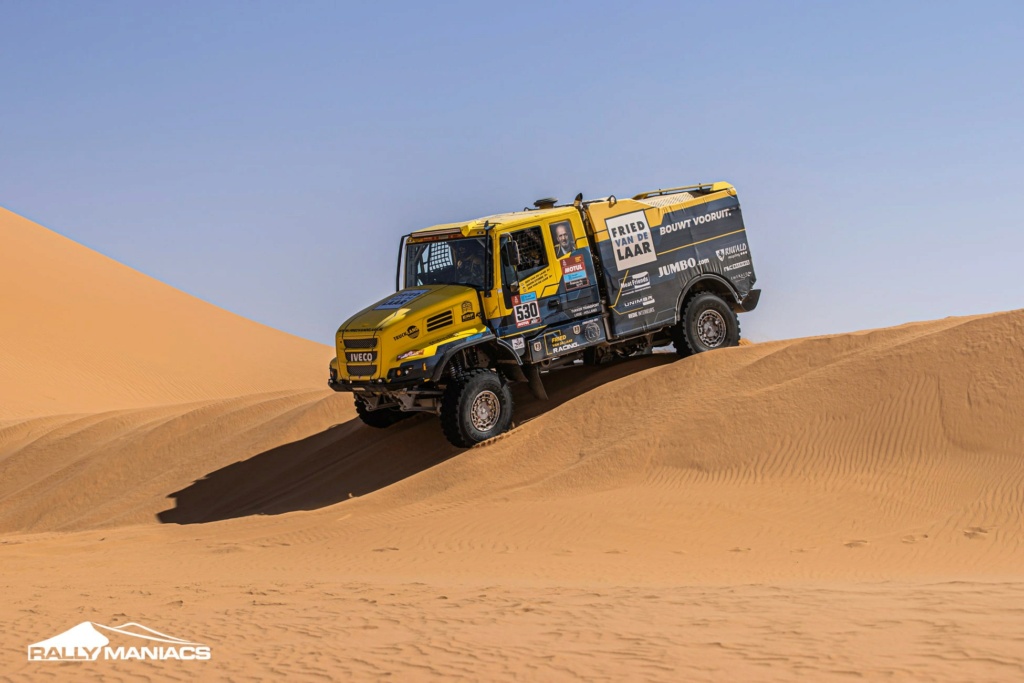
514 300 540 325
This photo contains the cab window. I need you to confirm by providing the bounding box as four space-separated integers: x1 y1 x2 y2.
405 237 488 290
507 227 547 278
500 226 548 305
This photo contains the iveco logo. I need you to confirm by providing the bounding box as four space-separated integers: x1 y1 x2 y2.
346 351 377 363
393 325 420 342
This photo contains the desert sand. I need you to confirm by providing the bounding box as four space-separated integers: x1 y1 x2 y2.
2 207 1023 681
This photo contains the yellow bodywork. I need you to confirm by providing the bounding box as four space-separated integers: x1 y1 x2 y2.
335 284 486 383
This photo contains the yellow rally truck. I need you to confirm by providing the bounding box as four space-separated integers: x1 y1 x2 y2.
329 182 760 447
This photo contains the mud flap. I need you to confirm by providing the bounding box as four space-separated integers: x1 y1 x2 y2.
739 289 761 312
525 364 548 401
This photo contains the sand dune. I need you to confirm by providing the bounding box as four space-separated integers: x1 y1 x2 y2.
2 207 1024 680
4 308 1021 579
0 207 331 418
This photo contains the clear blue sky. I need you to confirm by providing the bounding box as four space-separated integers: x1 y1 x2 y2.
2 1 1022 343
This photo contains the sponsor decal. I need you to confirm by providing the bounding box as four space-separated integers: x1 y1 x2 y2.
627 305 656 320
511 337 525 351
715 242 748 262
393 325 420 341
657 256 709 278
619 270 651 294
619 295 656 311
534 318 604 358
532 340 543 353
693 208 733 225
658 218 691 236
461 311 476 322
658 208 732 236
569 301 603 318
27 621 211 662
512 293 542 329
375 289 428 310
606 210 657 270
461 301 472 314
560 254 589 291
723 259 751 272
433 330 463 344
519 270 548 292
545 330 580 355
345 351 377 363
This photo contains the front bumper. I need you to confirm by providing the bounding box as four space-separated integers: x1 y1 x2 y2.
329 357 436 392
328 376 428 392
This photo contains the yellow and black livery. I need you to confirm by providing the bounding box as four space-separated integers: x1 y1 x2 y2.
329 182 760 447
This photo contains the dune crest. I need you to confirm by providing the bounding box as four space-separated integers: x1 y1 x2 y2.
0 207 330 418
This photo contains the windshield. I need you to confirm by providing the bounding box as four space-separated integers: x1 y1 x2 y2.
404 237 489 290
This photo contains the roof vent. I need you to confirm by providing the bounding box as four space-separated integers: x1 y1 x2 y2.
533 197 558 209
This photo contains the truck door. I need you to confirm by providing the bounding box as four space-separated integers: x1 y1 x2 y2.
497 224 557 337
494 217 601 340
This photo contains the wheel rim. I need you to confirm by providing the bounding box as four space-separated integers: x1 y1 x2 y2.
696 309 727 347
470 390 501 432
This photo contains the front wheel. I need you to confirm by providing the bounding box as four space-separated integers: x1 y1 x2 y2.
672 291 740 356
440 369 514 447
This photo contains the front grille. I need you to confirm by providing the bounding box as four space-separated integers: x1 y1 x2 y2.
344 337 377 349
346 364 377 377
426 310 454 332
345 351 377 363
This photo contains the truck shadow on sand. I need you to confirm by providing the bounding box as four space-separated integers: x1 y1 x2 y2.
158 354 675 525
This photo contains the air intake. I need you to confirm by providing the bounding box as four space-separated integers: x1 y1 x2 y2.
533 197 558 209
343 337 377 349
426 310 454 332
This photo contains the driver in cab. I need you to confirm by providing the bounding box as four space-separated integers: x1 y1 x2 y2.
453 241 485 287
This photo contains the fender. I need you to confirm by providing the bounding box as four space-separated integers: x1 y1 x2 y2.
430 330 500 382
492 337 523 365
675 272 741 309
673 274 742 322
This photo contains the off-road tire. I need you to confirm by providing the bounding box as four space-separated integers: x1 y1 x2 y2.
671 291 740 356
355 396 412 429
440 369 514 447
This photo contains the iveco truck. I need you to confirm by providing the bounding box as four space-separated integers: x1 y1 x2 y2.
329 182 759 447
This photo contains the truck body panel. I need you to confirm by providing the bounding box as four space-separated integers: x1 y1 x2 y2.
584 187 754 339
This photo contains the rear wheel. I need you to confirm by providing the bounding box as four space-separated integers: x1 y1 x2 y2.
354 396 412 429
440 369 514 447
672 291 740 356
